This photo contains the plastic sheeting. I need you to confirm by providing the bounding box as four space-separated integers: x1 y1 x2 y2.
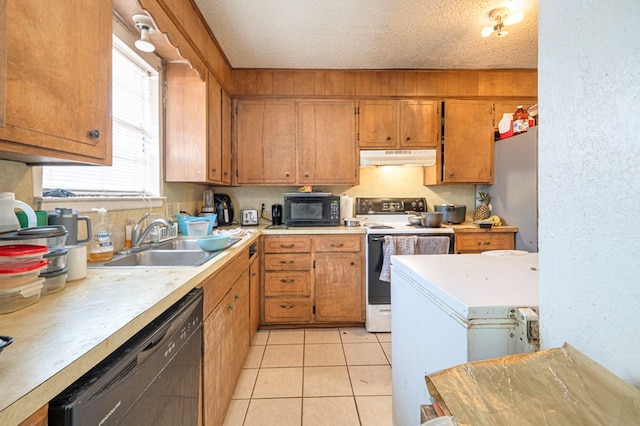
426 343 640 425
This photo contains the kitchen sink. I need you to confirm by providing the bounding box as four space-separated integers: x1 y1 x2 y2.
94 237 241 268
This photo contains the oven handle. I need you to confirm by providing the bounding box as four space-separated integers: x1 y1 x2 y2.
369 236 386 242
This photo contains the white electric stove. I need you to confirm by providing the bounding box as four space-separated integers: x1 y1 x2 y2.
355 198 454 332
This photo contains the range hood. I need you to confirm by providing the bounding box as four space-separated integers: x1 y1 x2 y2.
360 149 436 166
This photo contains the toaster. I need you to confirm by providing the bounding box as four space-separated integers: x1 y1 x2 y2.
240 209 259 226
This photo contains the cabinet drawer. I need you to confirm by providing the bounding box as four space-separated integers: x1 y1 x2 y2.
314 235 362 252
264 253 311 271
265 272 311 297
455 233 515 253
264 237 311 253
264 298 312 323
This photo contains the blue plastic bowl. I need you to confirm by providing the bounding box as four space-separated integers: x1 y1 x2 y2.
197 235 230 251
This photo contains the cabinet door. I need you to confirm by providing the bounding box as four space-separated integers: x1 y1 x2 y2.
315 252 363 322
297 101 358 185
443 100 494 184
358 100 398 148
235 100 296 184
221 90 232 184
207 75 223 183
399 100 439 148
165 63 207 182
0 1 111 165
249 255 260 341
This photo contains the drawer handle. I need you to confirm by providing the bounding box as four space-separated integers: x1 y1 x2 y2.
477 241 491 245
279 260 295 265
330 243 345 248
279 243 295 249
280 303 294 310
280 279 295 283
228 304 235 311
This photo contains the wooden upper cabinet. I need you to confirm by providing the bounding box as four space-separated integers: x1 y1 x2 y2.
165 67 231 184
297 101 358 185
234 100 297 185
164 64 207 182
0 0 112 164
358 100 398 147
399 100 439 148
358 100 439 149
442 100 494 184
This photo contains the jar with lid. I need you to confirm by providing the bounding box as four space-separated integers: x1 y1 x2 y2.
513 105 530 135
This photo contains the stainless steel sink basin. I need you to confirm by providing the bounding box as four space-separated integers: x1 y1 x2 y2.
95 237 242 268
102 250 218 268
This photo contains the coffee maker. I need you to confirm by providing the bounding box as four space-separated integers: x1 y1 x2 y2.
214 194 234 226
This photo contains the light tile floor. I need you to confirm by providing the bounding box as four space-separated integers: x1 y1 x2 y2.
223 327 392 426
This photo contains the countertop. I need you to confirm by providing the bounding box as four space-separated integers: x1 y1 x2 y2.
0 232 260 425
443 222 518 233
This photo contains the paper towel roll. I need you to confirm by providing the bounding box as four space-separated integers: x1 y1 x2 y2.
340 196 354 219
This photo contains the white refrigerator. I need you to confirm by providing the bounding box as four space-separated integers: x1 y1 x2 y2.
391 253 539 426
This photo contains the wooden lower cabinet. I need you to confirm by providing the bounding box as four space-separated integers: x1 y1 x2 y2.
200 247 250 426
261 234 364 325
454 228 517 254
249 247 260 342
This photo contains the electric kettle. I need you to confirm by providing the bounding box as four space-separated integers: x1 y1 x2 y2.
0 192 37 233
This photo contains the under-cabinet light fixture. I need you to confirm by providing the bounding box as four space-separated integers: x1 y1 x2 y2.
481 7 524 38
132 14 156 53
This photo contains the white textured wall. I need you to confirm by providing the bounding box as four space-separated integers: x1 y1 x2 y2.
539 1 640 384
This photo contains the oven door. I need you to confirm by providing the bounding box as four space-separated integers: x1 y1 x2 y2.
367 235 391 304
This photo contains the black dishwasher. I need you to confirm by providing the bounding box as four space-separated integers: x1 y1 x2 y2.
49 288 203 426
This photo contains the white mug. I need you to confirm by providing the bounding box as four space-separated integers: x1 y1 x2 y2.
66 244 88 281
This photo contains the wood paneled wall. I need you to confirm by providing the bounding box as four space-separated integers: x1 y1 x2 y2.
231 69 537 98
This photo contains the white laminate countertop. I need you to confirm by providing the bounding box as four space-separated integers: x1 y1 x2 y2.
391 252 539 320
0 232 260 425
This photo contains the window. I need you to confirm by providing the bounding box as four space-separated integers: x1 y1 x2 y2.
41 35 161 197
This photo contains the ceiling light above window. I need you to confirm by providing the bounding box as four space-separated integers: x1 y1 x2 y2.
132 14 156 53
481 7 524 38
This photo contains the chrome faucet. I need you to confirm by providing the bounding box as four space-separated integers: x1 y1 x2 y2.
131 213 172 248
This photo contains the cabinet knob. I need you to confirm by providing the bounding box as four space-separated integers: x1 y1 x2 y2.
284 172 290 178
406 136 411 141
386 136 392 141
228 304 235 311
87 129 100 139
211 167 217 173
280 303 294 310
304 172 310 178
449 172 454 177
235 294 241 300
350 261 355 266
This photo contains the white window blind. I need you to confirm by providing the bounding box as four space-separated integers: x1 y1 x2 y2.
42 37 160 196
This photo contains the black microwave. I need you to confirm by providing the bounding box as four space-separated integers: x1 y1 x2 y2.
284 193 340 227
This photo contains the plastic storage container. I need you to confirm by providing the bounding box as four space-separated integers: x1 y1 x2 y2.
0 259 50 288
0 245 49 264
40 268 68 296
0 226 68 250
42 248 68 274
185 220 210 237
0 277 44 314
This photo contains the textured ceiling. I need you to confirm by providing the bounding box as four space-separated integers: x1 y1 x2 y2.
193 0 538 70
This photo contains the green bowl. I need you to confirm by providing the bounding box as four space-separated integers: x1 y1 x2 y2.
197 235 230 252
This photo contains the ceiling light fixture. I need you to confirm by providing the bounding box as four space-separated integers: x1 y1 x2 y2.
481 7 524 38
132 14 156 53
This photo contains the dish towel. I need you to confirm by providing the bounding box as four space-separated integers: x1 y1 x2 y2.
416 236 451 255
379 235 417 282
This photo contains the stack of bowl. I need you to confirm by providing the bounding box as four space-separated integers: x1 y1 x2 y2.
0 245 49 314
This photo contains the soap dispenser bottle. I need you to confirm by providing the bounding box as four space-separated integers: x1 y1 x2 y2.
88 208 114 262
